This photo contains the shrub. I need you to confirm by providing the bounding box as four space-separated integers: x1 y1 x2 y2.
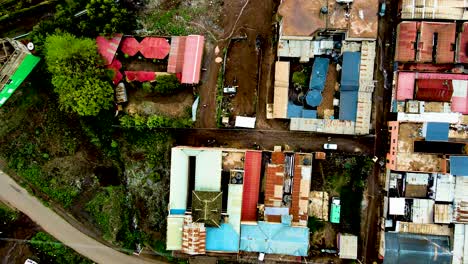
154 75 181 94
292 71 308 87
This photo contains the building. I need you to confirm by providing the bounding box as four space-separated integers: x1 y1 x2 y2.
0 38 40 107
267 0 377 135
338 234 358 260
96 34 204 85
166 147 311 257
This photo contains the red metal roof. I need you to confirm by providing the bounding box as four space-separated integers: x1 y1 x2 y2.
395 22 417 62
124 71 156 82
96 34 123 65
458 23 468 63
139 37 170 59
181 35 204 84
415 79 453 102
451 96 468 114
120 37 140 56
241 151 262 222
418 22 456 64
107 59 123 85
397 72 416 100
167 36 187 74
271 152 285 164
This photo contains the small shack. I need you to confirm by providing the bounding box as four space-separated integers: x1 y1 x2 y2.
338 233 358 259
191 191 222 227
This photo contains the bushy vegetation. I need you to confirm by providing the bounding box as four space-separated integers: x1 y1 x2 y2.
0 203 18 226
143 7 202 36
80 0 134 35
119 114 193 129
30 232 92 264
292 71 308 87
44 33 114 116
141 75 182 94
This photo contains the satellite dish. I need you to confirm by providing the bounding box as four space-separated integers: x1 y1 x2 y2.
27 42 34 51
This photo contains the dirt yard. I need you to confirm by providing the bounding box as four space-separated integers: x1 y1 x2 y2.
317 63 338 119
125 87 194 118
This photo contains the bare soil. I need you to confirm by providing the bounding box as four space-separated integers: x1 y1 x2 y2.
125 87 194 118
317 63 338 119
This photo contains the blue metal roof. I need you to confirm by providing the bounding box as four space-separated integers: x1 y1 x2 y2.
287 102 303 118
384 232 452 264
450 156 468 176
240 222 309 256
339 91 358 121
302 109 317 119
309 57 329 91
341 52 360 91
305 90 322 107
425 122 449 141
206 223 239 252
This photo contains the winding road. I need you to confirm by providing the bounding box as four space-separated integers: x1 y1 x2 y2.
0 170 160 264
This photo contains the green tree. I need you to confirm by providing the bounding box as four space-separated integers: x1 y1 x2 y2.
45 33 114 116
141 82 153 93
154 75 181 94
292 71 307 87
80 0 133 35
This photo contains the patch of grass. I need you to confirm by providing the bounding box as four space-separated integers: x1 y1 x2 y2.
143 6 205 36
30 231 92 264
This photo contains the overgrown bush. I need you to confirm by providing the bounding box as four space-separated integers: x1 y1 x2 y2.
119 114 193 129
292 71 308 87
154 75 181 94
30 232 92 264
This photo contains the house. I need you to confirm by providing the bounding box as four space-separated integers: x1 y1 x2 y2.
338 234 358 260
0 38 40 107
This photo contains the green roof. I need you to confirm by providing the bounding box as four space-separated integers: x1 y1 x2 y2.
330 203 341 224
192 191 222 227
0 54 40 107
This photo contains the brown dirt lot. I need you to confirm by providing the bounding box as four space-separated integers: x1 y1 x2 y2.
317 63 338 119
125 88 194 118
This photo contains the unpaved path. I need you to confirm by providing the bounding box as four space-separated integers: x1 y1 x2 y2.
0 170 160 264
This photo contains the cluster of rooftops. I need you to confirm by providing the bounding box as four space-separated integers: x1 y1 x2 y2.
166 147 358 260
383 1 468 263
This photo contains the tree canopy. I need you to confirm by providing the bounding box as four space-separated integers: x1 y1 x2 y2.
80 0 133 35
45 33 114 116
154 74 181 94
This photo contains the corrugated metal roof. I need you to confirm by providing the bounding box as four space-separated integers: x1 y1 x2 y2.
308 191 329 221
434 204 452 224
389 198 405 215
234 116 256 128
384 233 452 264
418 22 456 64
339 91 358 121
169 148 189 211
330 201 341 223
167 36 187 74
458 23 468 63
0 54 40 107
338 234 357 259
273 61 290 118
139 37 170 59
241 151 262 222
450 156 468 176
309 57 329 90
423 122 450 142
452 224 465 264
396 72 416 100
395 221 451 236
166 215 185 250
415 80 453 102
454 176 468 223
96 34 122 65
240 222 309 256
401 0 468 20
305 90 322 107
341 52 360 91
435 174 455 202
181 35 204 84
195 150 222 191
227 184 243 234
412 199 434 224
124 71 157 82
290 118 356 134
302 109 317 118
206 223 239 252
287 102 303 118
119 37 140 56
395 22 417 62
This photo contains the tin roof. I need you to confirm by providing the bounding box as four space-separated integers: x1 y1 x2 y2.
119 37 140 56
434 204 452 224
415 80 453 102
309 57 329 91
389 198 405 215
167 36 187 74
435 174 455 202
194 150 222 191
458 23 468 63
124 71 157 82
227 184 243 234
396 72 416 100
191 191 222 227
411 199 434 224
166 215 185 250
454 176 468 223
278 0 378 39
341 52 361 91
139 37 170 59
395 22 417 62
450 156 468 176
400 0 468 20
241 151 262 222
169 148 190 211
453 224 467 264
338 234 358 259
424 122 450 142
384 233 452 264
206 223 239 252
240 222 309 256
418 22 456 63
273 61 289 118
339 91 358 121
96 34 122 65
181 35 204 84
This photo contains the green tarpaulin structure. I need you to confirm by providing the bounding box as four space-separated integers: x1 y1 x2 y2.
0 54 40 107
191 191 222 227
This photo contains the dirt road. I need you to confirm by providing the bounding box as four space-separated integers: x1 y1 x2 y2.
172 128 375 154
0 170 160 264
